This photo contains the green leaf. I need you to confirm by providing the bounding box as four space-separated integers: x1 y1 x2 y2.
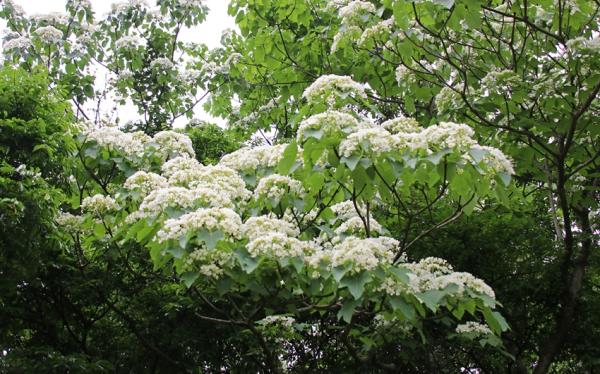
389 296 416 320
332 266 349 282
469 147 488 163
338 298 361 323
426 149 451 165
432 0 455 9
341 155 361 171
181 271 199 288
197 229 224 250
417 290 445 311
340 272 371 299
93 223 106 237
389 267 410 283
277 141 298 175
498 172 511 186
235 248 260 273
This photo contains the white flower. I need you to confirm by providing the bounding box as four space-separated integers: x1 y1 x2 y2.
84 127 149 159
219 144 292 173
152 130 195 159
456 321 492 336
161 156 202 178
257 315 295 329
186 247 232 278
170 165 250 201
308 236 397 273
334 216 385 237
435 85 464 113
247 233 316 259
242 215 300 241
339 1 376 23
34 25 63 43
381 117 421 134
3 0 25 17
150 57 174 71
123 171 168 195
339 127 394 157
115 35 142 50
254 174 304 202
81 194 118 215
303 74 366 104
358 17 395 45
32 12 68 24
468 145 515 175
56 212 85 233
330 200 366 220
2 36 32 52
155 208 242 243
297 110 363 142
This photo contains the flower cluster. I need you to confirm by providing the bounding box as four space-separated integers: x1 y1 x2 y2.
123 171 168 195
396 257 496 299
469 145 515 175
219 144 290 173
81 194 118 215
34 25 63 43
161 156 202 178
358 18 395 45
338 1 376 23
3 36 31 52
56 212 85 234
152 130 196 159
242 215 300 241
297 110 361 142
84 127 149 158
115 35 143 50
339 127 394 157
456 322 492 336
254 174 304 202
247 233 316 259
150 57 174 71
381 117 421 134
257 315 296 329
302 74 366 105
155 208 242 243
308 236 397 273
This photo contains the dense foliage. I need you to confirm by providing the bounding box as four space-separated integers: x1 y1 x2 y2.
0 0 598 373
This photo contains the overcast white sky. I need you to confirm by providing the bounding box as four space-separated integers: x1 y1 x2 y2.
1 0 236 127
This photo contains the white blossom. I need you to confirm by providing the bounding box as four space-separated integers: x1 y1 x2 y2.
381 117 421 134
150 57 174 71
161 156 202 178
456 321 492 336
81 194 118 215
339 1 376 23
152 130 195 159
219 144 291 173
115 35 143 50
254 174 304 202
156 208 242 243
123 171 168 195
85 127 149 159
297 110 363 142
247 233 316 259
303 74 366 104
34 25 63 43
56 212 85 234
2 36 32 52
242 215 300 241
339 127 394 157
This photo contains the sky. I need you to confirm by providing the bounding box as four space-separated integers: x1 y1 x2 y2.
1 0 236 127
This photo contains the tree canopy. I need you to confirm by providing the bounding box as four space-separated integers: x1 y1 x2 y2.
0 0 598 373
